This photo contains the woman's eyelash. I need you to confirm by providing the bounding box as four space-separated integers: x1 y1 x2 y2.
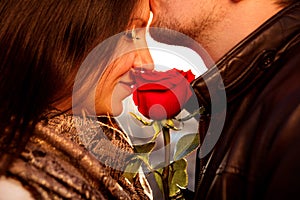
124 28 140 40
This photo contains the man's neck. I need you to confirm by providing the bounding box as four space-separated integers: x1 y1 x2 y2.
203 1 284 63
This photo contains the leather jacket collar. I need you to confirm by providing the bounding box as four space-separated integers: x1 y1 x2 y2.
192 2 300 107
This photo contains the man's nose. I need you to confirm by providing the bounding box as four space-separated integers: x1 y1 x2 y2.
133 48 154 71
149 0 157 15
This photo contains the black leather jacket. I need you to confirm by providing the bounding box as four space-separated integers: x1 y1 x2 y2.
193 2 300 200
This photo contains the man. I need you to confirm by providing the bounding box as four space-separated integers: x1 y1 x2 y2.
150 0 300 199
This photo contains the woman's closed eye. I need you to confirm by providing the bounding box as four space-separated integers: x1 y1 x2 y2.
124 27 140 41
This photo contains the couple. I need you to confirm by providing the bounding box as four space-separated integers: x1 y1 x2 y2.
0 0 299 199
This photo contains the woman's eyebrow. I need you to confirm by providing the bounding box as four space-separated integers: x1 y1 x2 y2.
130 18 148 27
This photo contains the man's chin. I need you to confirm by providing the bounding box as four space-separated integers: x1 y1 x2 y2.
149 26 192 47
148 26 211 64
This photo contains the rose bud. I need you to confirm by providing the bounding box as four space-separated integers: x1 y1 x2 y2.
133 68 195 120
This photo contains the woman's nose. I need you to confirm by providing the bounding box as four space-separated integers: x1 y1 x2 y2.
133 48 154 71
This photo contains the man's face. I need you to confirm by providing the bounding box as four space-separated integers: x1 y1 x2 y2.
150 0 227 49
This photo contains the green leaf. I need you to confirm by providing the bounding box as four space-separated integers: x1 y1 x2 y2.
169 159 188 197
174 133 200 161
133 142 156 154
123 142 155 183
153 167 164 193
177 106 205 122
129 112 153 126
162 119 181 131
152 159 188 198
123 152 155 183
150 121 162 142
123 158 143 182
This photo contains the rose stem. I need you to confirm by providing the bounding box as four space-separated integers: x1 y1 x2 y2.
162 126 171 200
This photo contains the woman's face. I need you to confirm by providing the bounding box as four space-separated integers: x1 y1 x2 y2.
95 0 154 116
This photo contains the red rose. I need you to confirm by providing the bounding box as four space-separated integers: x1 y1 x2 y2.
133 68 195 120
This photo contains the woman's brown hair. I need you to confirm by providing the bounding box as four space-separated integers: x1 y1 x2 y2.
0 0 140 175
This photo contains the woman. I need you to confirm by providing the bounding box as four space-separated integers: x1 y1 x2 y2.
0 0 153 199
